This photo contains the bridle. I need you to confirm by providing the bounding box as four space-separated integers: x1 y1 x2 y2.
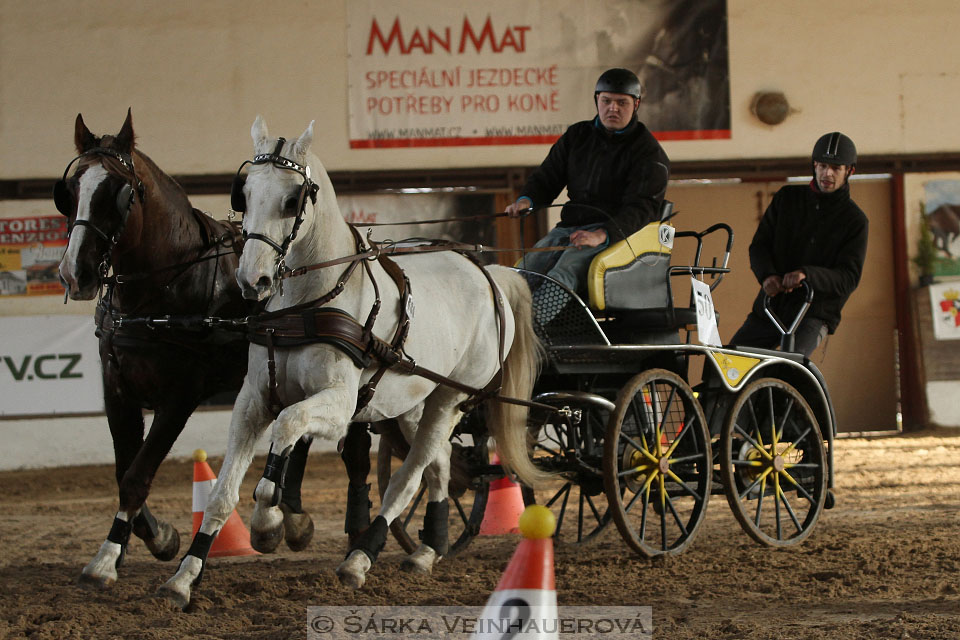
54 147 144 279
231 137 320 280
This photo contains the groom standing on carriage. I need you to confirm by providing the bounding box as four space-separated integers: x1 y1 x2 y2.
730 132 869 357
505 68 671 297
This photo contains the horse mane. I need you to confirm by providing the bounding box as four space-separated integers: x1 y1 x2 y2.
307 151 342 219
92 132 192 213
131 148 192 208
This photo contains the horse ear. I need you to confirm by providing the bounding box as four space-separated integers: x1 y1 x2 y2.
293 121 315 158
251 115 269 151
74 113 96 153
115 108 135 153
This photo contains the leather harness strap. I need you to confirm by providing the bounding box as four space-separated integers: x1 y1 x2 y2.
247 233 513 418
354 243 412 413
247 250 369 416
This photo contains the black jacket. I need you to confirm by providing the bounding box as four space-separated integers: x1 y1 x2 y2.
748 182 869 333
520 116 670 241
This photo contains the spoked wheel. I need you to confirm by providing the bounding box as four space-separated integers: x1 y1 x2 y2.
524 398 614 545
603 369 712 557
377 431 490 557
719 377 827 547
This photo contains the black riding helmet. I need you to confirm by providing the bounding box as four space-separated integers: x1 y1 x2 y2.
812 132 857 167
595 68 642 100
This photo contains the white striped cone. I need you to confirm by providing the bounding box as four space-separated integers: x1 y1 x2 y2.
472 506 558 639
191 449 257 557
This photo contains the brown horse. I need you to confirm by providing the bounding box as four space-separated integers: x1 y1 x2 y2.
55 110 318 588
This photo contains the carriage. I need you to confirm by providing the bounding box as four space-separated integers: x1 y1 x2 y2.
380 203 837 558
57 114 836 607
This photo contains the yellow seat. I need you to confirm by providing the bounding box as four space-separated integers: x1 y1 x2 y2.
587 220 675 311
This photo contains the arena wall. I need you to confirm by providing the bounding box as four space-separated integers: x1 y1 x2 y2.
2 0 959 468
1 0 959 177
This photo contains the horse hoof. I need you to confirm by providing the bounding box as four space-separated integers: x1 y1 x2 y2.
336 550 371 590
400 558 433 575
400 545 438 575
156 584 190 611
77 571 115 590
250 522 284 554
336 568 366 590
144 522 181 562
280 504 314 552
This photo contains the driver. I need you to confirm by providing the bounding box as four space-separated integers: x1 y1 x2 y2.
729 132 869 356
506 68 670 296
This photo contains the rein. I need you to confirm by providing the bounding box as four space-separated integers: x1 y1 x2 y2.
352 211 511 227
102 219 242 286
281 234 571 280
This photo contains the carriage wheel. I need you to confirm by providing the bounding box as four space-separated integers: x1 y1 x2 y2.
523 401 614 545
603 369 712 557
377 432 489 557
719 378 827 547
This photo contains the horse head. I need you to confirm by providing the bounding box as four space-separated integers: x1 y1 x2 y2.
636 0 729 131
57 109 146 300
235 116 333 302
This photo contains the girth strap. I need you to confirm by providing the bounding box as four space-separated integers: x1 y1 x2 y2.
456 251 506 412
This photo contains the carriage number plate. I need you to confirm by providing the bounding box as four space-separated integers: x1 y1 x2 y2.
691 277 722 347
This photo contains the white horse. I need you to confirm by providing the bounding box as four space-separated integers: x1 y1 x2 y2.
158 116 544 608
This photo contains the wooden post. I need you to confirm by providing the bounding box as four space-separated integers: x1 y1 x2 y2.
891 172 928 431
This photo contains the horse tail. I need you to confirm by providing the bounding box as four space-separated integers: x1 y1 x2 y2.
485 266 551 489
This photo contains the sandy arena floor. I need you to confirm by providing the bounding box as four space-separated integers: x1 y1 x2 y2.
1 429 958 639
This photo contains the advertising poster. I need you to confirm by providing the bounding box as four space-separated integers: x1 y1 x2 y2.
929 281 960 340
0 315 104 416
0 216 68 297
347 0 730 148
922 179 960 276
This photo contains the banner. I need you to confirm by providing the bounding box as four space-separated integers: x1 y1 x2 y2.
0 215 68 297
929 281 960 340
0 315 104 416
347 0 730 148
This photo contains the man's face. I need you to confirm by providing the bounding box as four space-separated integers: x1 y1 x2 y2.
596 92 638 131
814 161 851 193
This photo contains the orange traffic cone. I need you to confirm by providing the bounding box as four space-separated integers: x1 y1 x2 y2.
472 505 558 639
479 453 526 535
192 449 258 558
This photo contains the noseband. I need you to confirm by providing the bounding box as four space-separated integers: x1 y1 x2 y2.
232 137 320 278
54 147 144 278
